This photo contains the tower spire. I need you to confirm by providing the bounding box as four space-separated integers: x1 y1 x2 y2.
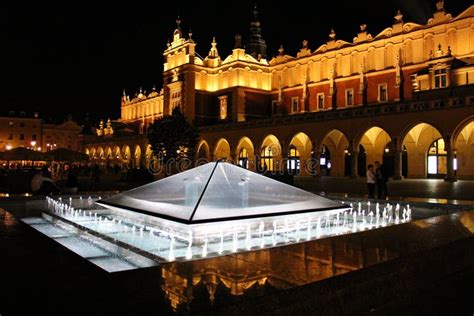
245 4 267 59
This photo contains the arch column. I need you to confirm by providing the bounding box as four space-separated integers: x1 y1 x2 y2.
444 135 457 182
392 137 403 180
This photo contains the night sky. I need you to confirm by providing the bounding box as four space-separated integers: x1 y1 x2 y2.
1 0 472 123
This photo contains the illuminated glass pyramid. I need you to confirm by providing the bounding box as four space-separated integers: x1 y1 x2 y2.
98 161 346 224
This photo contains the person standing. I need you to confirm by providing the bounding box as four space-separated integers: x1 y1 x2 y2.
375 161 389 199
366 164 377 199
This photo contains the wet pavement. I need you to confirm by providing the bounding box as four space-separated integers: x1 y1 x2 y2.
1 198 473 315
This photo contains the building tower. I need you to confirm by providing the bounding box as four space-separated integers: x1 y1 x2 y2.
245 4 267 60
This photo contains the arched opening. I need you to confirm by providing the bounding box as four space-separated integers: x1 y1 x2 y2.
402 123 443 178
214 138 231 161
145 145 153 169
235 137 255 170
105 147 113 160
320 129 349 177
121 145 131 169
97 146 105 161
288 132 312 175
454 120 474 179
134 145 142 169
357 127 392 177
259 135 282 173
90 147 96 160
196 141 211 161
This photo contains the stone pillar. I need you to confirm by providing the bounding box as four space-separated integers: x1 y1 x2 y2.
392 137 403 180
393 149 403 180
350 148 359 178
444 138 457 182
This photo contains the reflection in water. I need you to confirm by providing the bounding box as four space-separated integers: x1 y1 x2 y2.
161 236 398 312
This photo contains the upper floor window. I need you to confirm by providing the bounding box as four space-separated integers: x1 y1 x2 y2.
345 89 354 106
378 84 388 103
32 134 37 141
8 121 13 127
434 68 447 88
19 133 25 140
317 93 325 110
218 96 228 120
291 97 299 114
8 133 13 140
20 122 25 128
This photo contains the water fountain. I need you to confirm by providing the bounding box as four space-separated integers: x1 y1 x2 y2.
26 161 413 270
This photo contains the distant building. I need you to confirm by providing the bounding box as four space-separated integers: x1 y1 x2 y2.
84 1 474 180
0 111 82 152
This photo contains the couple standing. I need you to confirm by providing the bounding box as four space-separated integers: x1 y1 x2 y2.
366 161 389 199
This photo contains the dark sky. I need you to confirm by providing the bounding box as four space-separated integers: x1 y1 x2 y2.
1 0 472 123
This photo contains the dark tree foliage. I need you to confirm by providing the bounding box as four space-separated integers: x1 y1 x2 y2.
147 107 199 164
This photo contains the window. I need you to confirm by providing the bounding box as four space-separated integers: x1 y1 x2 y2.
20 122 25 127
218 96 228 120
434 68 447 88
259 146 274 172
378 84 388 103
170 90 181 109
291 97 299 113
8 121 14 127
427 138 448 177
8 133 13 140
32 134 37 141
20 133 25 140
345 89 354 106
286 145 300 174
317 93 325 110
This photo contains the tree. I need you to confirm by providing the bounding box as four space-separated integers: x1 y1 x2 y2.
147 107 199 170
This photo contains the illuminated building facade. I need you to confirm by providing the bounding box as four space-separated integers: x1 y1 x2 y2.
85 1 474 180
0 111 82 153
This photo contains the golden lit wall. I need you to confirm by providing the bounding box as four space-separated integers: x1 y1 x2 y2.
121 94 164 123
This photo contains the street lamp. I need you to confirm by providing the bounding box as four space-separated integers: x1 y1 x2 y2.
6 145 12 150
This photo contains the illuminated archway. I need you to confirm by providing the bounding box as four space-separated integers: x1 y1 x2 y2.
89 147 96 160
105 146 112 160
454 120 474 179
97 146 105 161
145 145 153 169
121 145 131 168
259 135 282 172
235 137 255 170
288 133 312 175
214 138 231 161
357 127 392 177
113 146 122 161
320 129 349 177
197 140 211 161
133 145 142 169
402 123 443 178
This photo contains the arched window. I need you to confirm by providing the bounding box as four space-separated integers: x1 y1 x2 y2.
238 148 249 169
286 145 300 174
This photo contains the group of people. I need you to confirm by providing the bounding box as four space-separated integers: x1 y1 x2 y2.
366 161 389 200
31 165 79 195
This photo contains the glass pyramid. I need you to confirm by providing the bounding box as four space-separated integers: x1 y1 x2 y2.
98 161 346 224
